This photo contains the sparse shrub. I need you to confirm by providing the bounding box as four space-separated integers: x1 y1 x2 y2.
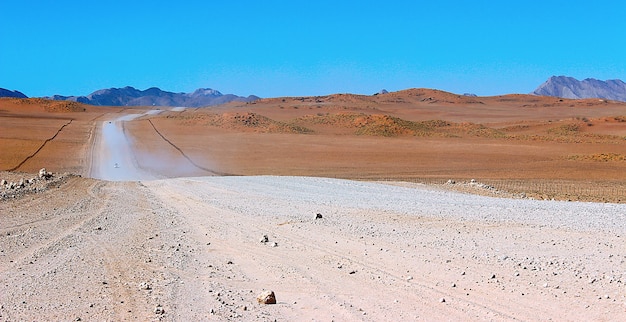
548 123 580 135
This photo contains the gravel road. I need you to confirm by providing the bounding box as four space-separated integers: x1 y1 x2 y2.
89 111 164 181
1 175 625 320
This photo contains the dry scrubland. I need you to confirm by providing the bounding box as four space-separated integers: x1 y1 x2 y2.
125 89 626 202
2 91 626 321
2 91 626 201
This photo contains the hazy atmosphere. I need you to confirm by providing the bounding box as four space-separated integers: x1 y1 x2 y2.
2 1 626 97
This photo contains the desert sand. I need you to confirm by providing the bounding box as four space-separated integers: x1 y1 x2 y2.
1 91 626 320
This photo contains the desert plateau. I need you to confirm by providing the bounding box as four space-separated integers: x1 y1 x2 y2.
1 90 626 321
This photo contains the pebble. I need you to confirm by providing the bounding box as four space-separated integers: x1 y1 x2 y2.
257 290 277 304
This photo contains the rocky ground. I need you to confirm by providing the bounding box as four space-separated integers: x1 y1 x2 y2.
0 170 74 201
1 175 625 321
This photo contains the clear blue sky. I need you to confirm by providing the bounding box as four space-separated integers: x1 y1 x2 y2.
2 1 625 98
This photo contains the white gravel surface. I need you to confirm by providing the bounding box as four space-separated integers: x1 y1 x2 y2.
1 175 625 321
186 176 626 234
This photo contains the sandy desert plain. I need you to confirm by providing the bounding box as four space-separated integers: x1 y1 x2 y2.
1 89 626 321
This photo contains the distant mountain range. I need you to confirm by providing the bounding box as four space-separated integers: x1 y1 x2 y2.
533 76 626 102
0 88 27 98
0 86 259 107
46 86 260 107
4 77 626 104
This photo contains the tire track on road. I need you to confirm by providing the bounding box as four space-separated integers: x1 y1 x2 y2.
0 179 106 274
7 119 73 171
146 119 234 176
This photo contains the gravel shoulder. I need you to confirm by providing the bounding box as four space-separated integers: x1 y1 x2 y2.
1 175 625 321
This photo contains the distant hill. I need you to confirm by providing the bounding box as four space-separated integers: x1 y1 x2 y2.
533 76 626 102
0 88 28 98
47 86 260 107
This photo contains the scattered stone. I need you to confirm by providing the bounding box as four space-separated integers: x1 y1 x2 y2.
439 297 446 303
139 282 151 290
271 242 278 247
451 283 456 288
257 290 277 304
259 235 269 243
490 274 496 279
38 168 52 179
316 213 323 219
446 179 455 184
406 276 413 281
154 305 165 314
0 179 6 186
349 270 357 275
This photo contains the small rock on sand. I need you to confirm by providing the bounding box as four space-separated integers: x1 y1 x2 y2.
257 290 276 304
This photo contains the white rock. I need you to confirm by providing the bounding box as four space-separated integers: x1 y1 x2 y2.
257 290 276 304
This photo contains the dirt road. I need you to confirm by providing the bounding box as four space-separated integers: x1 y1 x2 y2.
1 175 625 321
89 111 165 181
